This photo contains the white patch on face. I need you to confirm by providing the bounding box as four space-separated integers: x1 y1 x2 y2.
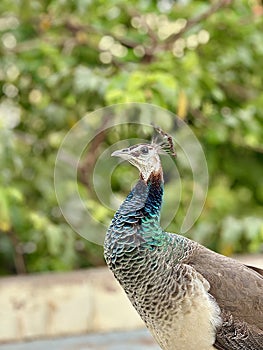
133 152 162 181
152 154 161 171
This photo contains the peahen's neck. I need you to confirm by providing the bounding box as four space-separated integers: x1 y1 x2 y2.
123 169 163 222
140 170 163 222
108 168 165 246
105 166 172 270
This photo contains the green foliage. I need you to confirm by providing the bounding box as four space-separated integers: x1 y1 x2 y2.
0 0 262 275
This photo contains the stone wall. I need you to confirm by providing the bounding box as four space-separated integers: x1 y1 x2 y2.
0 268 143 343
0 255 262 343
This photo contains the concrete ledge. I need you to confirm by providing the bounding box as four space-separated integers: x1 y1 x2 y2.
0 329 160 350
0 268 143 343
0 255 262 344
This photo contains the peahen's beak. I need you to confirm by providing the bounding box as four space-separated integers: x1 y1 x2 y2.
111 148 130 159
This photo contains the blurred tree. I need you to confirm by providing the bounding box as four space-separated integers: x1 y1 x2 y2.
0 0 262 275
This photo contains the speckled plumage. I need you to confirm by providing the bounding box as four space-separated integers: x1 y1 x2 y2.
104 143 263 350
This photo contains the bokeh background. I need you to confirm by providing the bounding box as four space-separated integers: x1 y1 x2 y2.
0 0 262 278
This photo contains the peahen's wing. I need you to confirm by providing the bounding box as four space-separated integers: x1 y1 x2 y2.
181 241 263 349
186 242 263 330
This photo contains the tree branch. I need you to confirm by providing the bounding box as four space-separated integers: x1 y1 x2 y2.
77 114 113 191
163 0 232 48
6 230 27 274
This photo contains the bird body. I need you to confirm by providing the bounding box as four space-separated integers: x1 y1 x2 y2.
104 141 263 350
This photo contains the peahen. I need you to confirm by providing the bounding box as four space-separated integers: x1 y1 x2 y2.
104 131 263 350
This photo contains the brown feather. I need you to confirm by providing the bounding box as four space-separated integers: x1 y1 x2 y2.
187 244 263 331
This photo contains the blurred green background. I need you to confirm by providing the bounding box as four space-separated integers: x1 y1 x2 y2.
0 0 262 275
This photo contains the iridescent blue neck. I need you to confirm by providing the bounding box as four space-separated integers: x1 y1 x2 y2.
105 169 170 268
113 170 164 234
142 171 163 222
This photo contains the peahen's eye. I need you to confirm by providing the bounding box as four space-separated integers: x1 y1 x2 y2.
140 146 149 154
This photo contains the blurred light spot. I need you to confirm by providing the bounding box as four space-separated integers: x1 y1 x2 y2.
145 13 158 29
99 51 112 64
158 26 170 40
172 38 185 57
99 35 114 50
3 83 18 98
2 32 17 49
48 131 63 148
158 14 168 24
186 34 198 49
19 76 32 89
131 16 141 28
158 0 173 12
0 101 20 129
6 65 20 81
107 6 120 20
173 48 184 58
110 43 127 57
38 65 51 79
133 45 145 57
174 38 185 50
29 89 42 104
23 242 37 254
176 18 187 29
198 29 210 44
0 15 19 31
158 18 187 40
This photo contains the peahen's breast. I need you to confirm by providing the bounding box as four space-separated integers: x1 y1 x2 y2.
105 233 220 350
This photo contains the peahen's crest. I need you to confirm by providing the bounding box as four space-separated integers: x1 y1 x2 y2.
151 125 177 158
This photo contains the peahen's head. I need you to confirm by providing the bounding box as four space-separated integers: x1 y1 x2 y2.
112 128 176 182
112 143 162 182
